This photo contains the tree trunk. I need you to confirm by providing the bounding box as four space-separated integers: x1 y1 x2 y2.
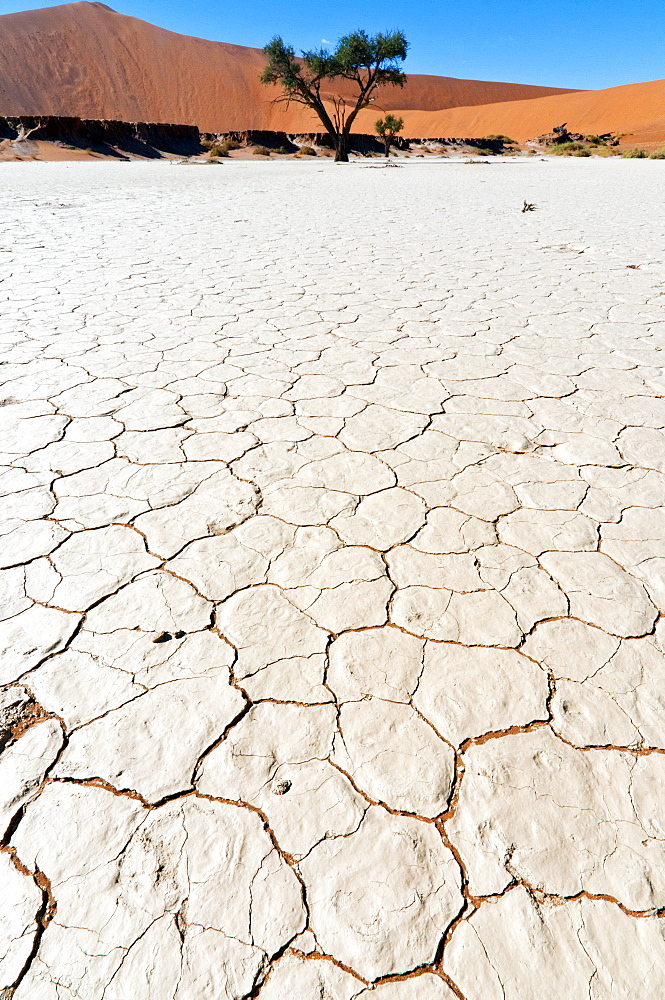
383 137 390 158
334 134 349 162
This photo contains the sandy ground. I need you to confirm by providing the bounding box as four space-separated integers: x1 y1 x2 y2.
1 158 665 999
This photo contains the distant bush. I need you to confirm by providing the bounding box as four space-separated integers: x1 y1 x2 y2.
207 138 243 157
621 147 647 158
297 145 317 155
474 148 495 156
649 147 665 159
572 148 592 156
252 146 272 155
584 134 611 146
550 142 587 155
275 146 290 154
481 134 517 144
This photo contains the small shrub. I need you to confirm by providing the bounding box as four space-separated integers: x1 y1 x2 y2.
297 145 317 155
275 145 289 154
572 148 591 156
585 134 607 145
207 138 242 156
474 148 494 156
481 134 517 144
550 141 587 155
649 147 665 159
252 146 271 156
621 147 647 158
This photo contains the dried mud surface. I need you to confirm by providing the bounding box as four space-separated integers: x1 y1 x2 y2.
1 157 665 999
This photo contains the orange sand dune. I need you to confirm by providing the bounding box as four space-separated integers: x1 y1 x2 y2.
356 78 665 143
0 1 576 132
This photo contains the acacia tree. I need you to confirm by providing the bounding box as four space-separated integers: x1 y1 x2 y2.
375 113 404 157
260 30 408 162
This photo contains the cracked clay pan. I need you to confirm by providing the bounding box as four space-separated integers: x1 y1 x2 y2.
1 158 665 999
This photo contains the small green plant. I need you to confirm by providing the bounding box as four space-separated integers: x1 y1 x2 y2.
375 113 405 157
297 145 317 155
474 148 494 156
208 138 243 157
649 147 665 159
621 147 647 158
584 134 608 145
252 146 272 155
572 148 591 156
550 141 587 155
481 134 517 144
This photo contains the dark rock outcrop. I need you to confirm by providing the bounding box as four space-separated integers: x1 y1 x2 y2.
0 116 202 157
201 130 412 155
529 128 618 147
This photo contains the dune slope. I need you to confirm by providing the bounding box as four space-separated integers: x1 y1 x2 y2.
0 1 577 132
358 77 665 142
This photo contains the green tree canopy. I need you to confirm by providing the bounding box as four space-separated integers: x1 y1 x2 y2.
261 30 408 161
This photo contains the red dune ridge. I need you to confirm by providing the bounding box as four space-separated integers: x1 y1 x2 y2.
0 1 663 144
0 1 576 133
368 78 665 144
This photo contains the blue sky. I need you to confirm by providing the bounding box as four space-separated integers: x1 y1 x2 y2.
2 0 664 90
